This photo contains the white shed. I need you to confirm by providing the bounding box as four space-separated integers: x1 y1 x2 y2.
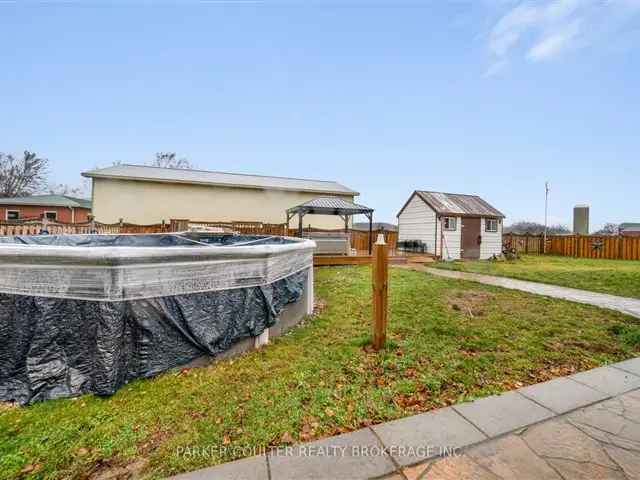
397 190 505 260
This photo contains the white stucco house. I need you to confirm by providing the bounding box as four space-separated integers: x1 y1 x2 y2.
397 190 505 260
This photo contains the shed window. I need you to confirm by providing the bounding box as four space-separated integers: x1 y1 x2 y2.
485 219 498 232
43 211 57 221
6 210 19 221
443 217 457 231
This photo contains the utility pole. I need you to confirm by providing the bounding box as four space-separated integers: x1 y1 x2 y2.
544 181 550 254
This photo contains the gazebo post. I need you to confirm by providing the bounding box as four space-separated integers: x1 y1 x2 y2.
298 212 304 238
368 213 373 255
344 215 349 233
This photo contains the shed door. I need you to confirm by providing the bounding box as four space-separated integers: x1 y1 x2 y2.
461 217 481 259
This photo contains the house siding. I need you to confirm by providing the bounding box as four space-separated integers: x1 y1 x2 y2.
398 194 438 254
0 205 91 223
91 177 353 228
480 218 503 259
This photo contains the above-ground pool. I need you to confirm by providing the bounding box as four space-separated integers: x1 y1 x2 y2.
0 233 315 404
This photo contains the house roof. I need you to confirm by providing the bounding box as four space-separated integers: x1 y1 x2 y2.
0 194 92 209
397 190 505 218
620 223 640 231
287 196 373 216
82 164 359 196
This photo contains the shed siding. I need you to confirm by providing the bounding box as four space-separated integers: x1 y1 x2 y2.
398 195 438 254
437 216 462 260
480 218 503 259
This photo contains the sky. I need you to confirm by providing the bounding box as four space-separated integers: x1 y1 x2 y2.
1 0 639 230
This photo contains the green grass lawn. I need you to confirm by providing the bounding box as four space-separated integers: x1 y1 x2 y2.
2 266 639 479
431 255 640 299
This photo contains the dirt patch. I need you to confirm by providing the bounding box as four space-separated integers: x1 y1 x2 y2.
89 458 149 480
0 401 17 413
447 289 496 318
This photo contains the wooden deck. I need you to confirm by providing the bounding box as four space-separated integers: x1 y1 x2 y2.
314 253 436 266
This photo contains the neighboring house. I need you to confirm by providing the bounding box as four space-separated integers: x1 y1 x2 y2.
397 190 505 260
82 164 359 228
0 195 92 223
620 223 640 237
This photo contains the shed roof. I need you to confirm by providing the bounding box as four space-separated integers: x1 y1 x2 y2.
397 190 504 218
287 196 373 216
82 164 359 196
0 194 92 209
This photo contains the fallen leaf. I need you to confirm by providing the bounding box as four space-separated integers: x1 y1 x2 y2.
324 408 335 417
281 431 294 444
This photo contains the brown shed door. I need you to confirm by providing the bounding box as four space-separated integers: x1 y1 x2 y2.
461 217 481 259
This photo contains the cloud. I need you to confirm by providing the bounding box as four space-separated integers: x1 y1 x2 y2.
527 19 581 61
484 0 640 75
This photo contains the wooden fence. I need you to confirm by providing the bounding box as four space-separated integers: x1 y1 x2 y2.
0 219 397 253
503 233 640 261
547 235 640 260
503 233 545 255
0 220 168 236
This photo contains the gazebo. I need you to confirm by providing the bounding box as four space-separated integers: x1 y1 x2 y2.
286 196 375 254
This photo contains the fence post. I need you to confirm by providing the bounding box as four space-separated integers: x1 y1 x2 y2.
372 233 389 351
618 236 623 260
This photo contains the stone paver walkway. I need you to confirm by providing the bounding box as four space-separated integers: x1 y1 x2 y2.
411 266 640 318
171 358 640 480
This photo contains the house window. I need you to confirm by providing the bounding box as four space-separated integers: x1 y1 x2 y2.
6 210 19 221
443 217 457 231
43 211 57 221
486 218 498 232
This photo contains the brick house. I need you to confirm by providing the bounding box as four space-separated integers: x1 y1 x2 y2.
619 223 640 237
0 195 92 223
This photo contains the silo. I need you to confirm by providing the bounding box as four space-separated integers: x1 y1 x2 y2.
573 205 589 235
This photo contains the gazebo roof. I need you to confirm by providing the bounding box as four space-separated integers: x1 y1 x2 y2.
287 196 373 216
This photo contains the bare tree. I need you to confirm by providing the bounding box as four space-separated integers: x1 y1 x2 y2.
504 221 570 235
47 183 87 198
0 151 48 197
150 152 192 169
594 223 619 235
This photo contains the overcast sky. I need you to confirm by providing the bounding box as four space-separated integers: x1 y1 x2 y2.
2 1 639 230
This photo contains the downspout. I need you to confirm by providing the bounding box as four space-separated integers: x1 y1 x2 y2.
439 216 444 260
435 215 440 258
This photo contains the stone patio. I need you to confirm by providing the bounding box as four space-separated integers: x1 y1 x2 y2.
170 357 640 480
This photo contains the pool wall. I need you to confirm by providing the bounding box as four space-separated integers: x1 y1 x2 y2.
0 234 315 404
185 267 313 368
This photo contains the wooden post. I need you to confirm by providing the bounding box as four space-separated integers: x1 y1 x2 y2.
368 214 373 255
372 233 389 350
618 236 624 260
